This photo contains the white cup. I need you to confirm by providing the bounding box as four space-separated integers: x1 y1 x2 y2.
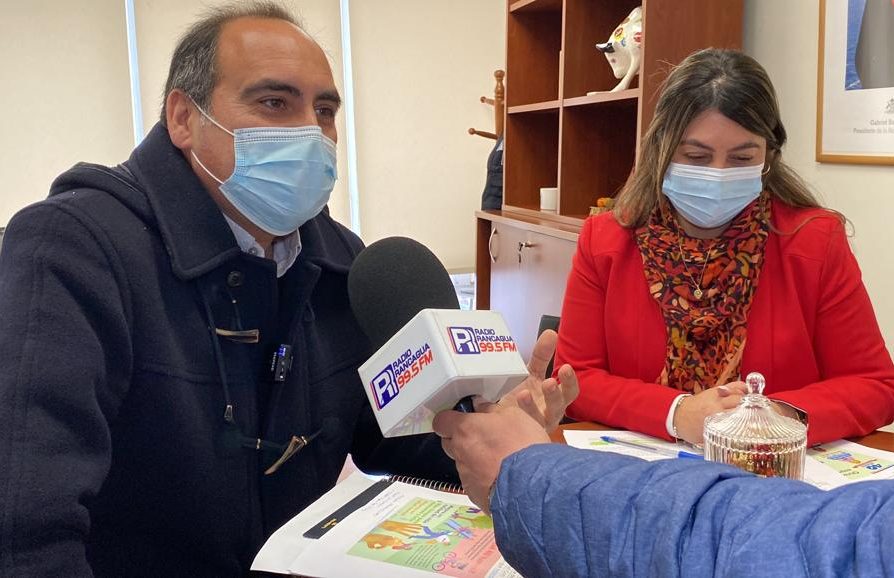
539 187 558 212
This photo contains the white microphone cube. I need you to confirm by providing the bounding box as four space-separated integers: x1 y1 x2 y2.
358 309 529 437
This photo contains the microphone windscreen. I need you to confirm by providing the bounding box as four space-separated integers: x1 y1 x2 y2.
348 237 459 350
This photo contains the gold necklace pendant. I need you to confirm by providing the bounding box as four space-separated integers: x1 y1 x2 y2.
677 236 712 301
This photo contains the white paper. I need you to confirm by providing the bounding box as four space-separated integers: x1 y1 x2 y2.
253 471 521 577
562 429 701 461
564 429 894 492
252 472 380 573
288 481 519 578
804 439 894 490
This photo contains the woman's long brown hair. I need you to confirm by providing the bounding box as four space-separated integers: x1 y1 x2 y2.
613 48 841 232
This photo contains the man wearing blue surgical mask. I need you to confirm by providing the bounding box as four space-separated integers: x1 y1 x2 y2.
164 19 341 252
0 3 575 576
166 13 342 270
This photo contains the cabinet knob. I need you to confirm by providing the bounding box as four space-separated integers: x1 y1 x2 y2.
517 241 536 264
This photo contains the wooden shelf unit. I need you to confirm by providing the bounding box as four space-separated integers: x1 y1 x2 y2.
502 0 744 221
476 0 744 359
509 0 563 14
563 89 640 108
507 100 561 114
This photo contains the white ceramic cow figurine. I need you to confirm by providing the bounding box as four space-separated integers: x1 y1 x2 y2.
592 6 643 93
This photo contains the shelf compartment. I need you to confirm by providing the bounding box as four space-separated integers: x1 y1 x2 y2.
636 0 745 133
503 110 560 212
509 0 563 13
563 0 643 98
563 88 640 108
506 9 562 107
559 99 637 216
508 100 561 114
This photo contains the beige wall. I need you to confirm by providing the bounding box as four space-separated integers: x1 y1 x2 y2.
348 0 506 272
0 0 507 273
0 0 345 226
744 0 894 349
0 0 133 226
134 0 351 223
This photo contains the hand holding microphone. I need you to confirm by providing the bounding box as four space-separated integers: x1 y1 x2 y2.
430 324 580 515
451 329 579 431
349 237 528 436
348 237 578 437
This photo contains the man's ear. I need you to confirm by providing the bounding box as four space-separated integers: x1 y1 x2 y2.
166 89 194 150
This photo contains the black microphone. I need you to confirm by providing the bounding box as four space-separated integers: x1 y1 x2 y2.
348 237 475 413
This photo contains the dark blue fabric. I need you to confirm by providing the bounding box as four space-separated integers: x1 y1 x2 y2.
481 135 503 211
493 444 894 577
0 123 455 577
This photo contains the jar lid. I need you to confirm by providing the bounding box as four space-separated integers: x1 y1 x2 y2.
704 372 807 444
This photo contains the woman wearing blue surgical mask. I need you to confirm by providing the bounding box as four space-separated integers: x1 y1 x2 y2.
556 48 894 446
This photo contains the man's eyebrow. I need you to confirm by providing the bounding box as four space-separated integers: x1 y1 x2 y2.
240 81 341 109
240 80 301 99
317 90 342 109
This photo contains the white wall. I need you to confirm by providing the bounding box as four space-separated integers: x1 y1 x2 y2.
744 0 894 348
0 1 507 274
0 0 133 226
348 0 506 272
134 0 351 224
0 0 346 226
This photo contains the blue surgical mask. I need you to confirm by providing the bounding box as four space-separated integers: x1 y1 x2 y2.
190 102 337 236
662 162 763 229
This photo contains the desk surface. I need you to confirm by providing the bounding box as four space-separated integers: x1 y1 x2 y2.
552 421 894 452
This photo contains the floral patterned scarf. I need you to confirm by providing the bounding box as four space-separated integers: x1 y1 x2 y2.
634 194 770 393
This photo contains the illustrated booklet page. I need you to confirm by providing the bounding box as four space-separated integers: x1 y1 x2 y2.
253 472 521 578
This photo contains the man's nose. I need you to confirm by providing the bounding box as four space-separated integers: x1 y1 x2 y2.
296 103 321 128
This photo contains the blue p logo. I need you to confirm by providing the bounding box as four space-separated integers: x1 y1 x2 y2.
371 367 398 409
448 326 480 354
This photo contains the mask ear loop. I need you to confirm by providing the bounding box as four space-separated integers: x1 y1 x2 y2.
188 96 235 137
191 151 225 185
187 95 233 185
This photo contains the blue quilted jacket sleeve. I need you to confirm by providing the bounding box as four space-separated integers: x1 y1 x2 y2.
491 444 894 577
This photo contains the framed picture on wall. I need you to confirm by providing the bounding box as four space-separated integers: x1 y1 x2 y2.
817 0 894 165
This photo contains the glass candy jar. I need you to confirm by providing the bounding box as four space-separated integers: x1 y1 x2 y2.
703 372 807 480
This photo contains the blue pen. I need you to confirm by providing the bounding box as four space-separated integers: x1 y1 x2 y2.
600 435 703 460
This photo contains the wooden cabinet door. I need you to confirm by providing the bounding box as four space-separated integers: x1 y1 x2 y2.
488 222 576 361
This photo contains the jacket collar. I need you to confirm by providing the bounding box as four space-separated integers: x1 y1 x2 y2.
126 123 240 280
125 123 356 281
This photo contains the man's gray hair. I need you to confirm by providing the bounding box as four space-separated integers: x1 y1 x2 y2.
160 1 304 125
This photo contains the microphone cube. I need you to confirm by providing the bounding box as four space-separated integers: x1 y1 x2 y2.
358 309 529 437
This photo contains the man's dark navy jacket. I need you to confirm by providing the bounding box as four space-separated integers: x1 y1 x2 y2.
0 123 456 576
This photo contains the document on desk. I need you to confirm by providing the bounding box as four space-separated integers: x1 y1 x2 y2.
252 471 521 577
564 429 894 491
804 440 894 490
563 429 698 461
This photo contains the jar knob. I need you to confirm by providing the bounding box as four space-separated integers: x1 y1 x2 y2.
745 372 765 395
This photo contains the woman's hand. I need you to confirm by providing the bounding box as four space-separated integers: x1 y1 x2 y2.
673 382 749 444
497 329 579 433
432 403 550 514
